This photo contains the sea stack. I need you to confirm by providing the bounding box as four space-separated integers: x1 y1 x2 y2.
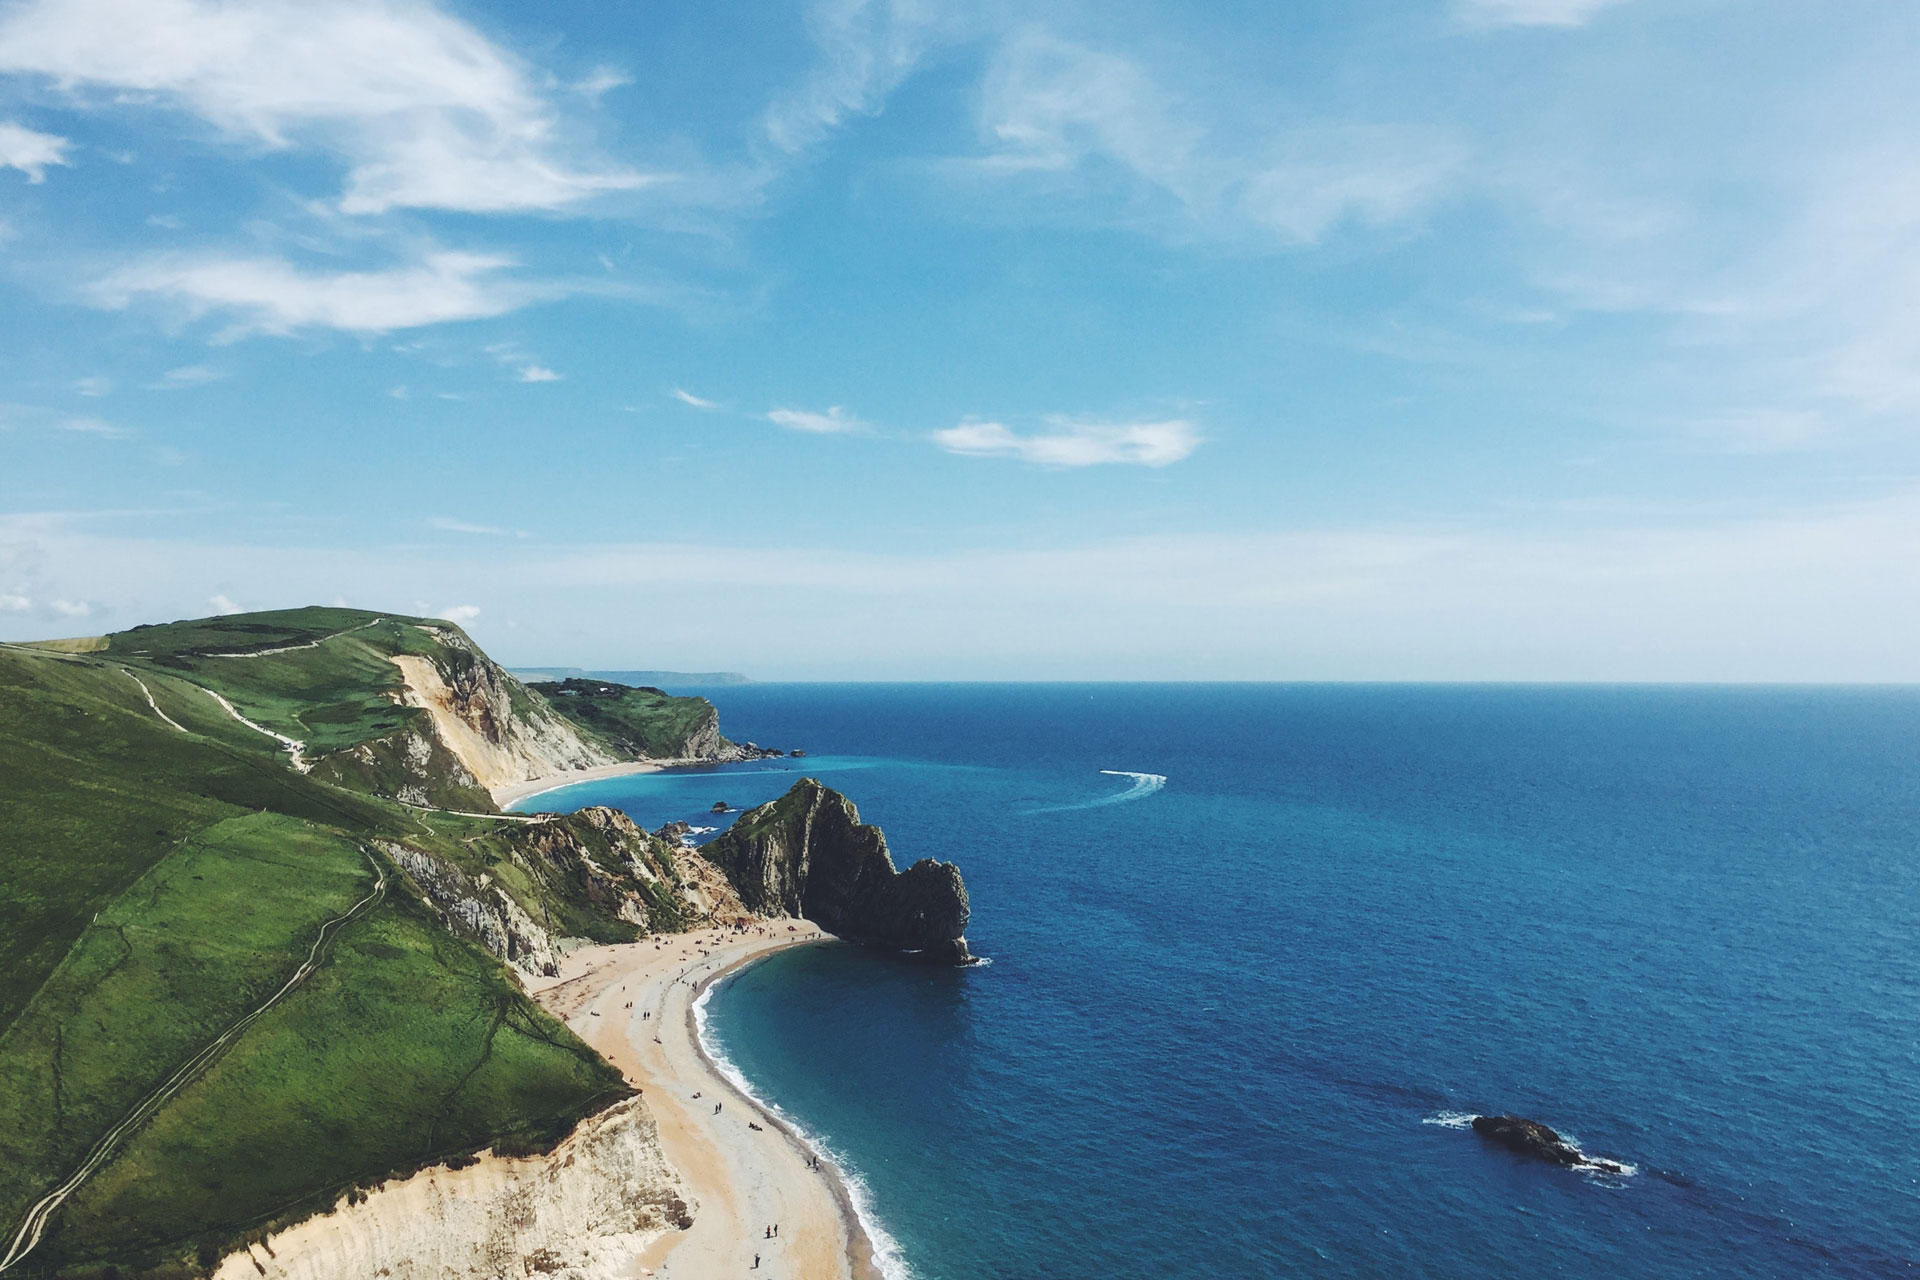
702 778 973 963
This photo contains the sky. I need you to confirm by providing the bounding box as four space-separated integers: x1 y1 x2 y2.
2 0 1917 679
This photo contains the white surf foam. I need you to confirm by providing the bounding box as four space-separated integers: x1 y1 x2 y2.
693 976 917 1280
1422 1111 1478 1129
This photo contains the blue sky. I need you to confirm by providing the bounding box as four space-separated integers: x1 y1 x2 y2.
2 0 1916 678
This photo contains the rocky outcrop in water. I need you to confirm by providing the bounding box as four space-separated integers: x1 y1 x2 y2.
701 779 972 963
1470 1115 1583 1165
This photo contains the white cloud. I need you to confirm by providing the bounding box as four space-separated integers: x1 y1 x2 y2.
671 388 720 409
13 490 1920 679
516 364 561 383
207 593 242 614
1456 0 1634 28
58 415 131 439
73 376 112 397
0 119 68 181
0 0 650 214
146 364 226 390
960 30 1461 246
429 517 519 537
933 417 1201 467
49 598 90 618
767 405 866 434
440 604 481 623
92 250 536 334
0 593 30 611
763 0 948 153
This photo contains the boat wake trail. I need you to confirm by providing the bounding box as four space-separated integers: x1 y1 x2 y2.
1026 770 1168 814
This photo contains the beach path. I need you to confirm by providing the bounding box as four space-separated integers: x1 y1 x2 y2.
533 926 874 1280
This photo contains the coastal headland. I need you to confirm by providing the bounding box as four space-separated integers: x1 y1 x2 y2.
0 605 968 1275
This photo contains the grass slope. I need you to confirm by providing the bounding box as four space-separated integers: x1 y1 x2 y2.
528 677 723 759
0 619 630 1276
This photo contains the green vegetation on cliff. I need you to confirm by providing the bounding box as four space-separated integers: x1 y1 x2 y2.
0 610 684 1275
527 677 736 760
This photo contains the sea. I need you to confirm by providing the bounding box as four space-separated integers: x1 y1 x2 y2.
515 684 1920 1279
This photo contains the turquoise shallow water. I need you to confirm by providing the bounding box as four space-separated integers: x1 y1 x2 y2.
519 684 1920 1279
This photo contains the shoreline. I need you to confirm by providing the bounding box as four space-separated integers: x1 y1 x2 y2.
494 749 799 811
531 925 885 1280
492 760 665 809
688 948 895 1280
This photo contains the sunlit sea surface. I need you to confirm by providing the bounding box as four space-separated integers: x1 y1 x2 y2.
519 684 1920 1279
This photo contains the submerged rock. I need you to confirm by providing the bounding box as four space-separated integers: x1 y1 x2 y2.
1470 1115 1583 1165
701 778 973 963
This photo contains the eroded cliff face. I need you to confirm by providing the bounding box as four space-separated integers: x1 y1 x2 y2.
210 1098 690 1280
390 628 615 792
310 722 493 813
703 779 972 963
386 807 748 977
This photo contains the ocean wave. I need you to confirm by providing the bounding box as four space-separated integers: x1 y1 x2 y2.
694 977 917 1280
1422 1111 1478 1129
1026 770 1168 814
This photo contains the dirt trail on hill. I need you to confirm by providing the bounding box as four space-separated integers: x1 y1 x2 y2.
0 853 389 1275
120 668 186 733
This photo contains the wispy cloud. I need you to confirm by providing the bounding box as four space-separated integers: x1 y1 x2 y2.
767 405 866 434
207 593 242 614
91 250 538 334
428 516 522 537
933 417 1201 467
3 403 131 438
763 0 949 153
145 364 226 390
671 387 721 409
72 375 112 397
954 30 1462 247
0 593 31 611
1455 0 1635 28
49 599 91 618
516 364 561 383
0 119 68 182
440 604 481 623
58 415 132 439
0 0 651 214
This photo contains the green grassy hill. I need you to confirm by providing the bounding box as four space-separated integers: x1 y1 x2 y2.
529 676 748 760
0 609 718 1276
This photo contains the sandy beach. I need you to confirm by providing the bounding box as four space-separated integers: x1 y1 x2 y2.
531 925 884 1280
492 761 666 810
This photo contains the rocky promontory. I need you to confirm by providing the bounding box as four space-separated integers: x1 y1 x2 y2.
701 779 973 963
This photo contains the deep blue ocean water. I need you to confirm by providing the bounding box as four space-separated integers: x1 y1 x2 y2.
520 685 1920 1279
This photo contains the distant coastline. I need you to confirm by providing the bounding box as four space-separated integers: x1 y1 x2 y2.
510 667 753 687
